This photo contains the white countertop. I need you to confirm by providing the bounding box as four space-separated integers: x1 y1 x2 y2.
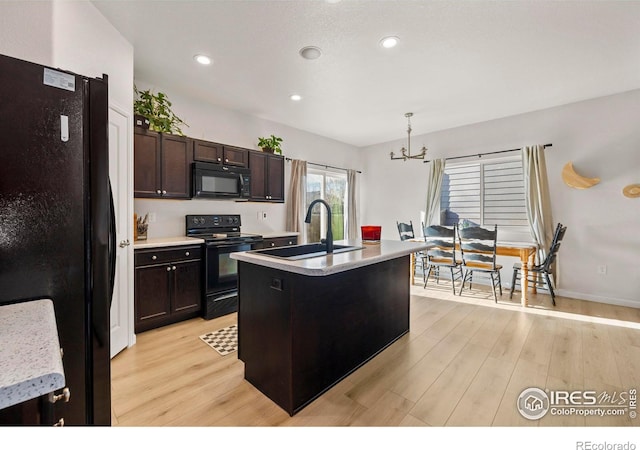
133 232 298 249
133 236 205 249
230 239 430 276
0 299 65 409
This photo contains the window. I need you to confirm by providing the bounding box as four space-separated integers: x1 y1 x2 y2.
440 156 528 229
306 169 347 242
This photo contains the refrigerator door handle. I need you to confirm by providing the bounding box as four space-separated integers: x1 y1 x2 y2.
108 179 116 306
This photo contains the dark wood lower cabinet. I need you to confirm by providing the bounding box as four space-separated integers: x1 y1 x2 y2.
237 256 410 416
135 245 202 333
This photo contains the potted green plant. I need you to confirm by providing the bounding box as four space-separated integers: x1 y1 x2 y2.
257 134 283 154
134 86 188 135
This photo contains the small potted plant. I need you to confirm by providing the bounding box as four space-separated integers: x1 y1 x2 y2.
257 134 283 154
134 86 188 135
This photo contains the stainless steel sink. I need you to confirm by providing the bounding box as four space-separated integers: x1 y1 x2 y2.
251 243 363 260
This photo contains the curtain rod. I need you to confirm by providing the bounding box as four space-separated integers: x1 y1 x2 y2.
423 143 552 163
285 157 362 174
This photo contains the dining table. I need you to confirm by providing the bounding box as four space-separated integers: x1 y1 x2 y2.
410 240 538 307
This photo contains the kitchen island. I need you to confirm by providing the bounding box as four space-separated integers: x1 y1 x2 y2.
231 239 429 416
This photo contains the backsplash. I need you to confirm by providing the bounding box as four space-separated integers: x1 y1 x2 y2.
134 198 287 238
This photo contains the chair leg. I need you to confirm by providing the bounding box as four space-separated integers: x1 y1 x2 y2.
510 268 518 299
449 267 456 295
497 271 502 296
490 273 498 303
424 265 433 288
459 270 468 295
544 272 556 306
469 272 473 290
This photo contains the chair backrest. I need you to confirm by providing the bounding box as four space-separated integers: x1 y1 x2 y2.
540 223 567 269
458 225 498 270
396 221 415 241
423 224 458 265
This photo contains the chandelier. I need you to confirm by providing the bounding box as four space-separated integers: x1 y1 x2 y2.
390 112 427 161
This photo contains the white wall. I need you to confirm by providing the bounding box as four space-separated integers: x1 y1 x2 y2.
133 80 362 238
361 89 640 307
52 1 133 113
0 1 133 113
0 1 54 65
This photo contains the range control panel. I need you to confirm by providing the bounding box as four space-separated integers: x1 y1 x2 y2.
186 214 241 232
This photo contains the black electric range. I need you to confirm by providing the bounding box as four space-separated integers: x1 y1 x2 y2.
186 214 263 319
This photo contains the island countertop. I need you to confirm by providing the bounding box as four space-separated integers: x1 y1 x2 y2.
0 299 65 410
230 239 429 276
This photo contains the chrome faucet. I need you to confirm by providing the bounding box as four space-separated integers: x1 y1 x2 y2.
305 199 333 254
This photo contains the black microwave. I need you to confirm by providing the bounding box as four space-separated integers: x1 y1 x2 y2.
192 162 251 199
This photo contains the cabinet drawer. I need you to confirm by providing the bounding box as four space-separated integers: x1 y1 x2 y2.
135 245 202 267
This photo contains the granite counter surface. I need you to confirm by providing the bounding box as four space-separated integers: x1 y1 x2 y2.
0 299 65 409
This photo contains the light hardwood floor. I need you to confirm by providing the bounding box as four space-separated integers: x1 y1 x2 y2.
111 281 640 427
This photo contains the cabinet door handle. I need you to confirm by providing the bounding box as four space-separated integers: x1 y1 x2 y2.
119 239 130 248
162 190 167 195
217 157 221 162
172 266 177 271
166 266 171 272
48 387 70 404
156 190 162 194
53 418 65 427
152 255 157 260
185 251 190 256
270 242 276 247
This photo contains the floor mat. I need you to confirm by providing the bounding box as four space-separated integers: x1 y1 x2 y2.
199 324 237 356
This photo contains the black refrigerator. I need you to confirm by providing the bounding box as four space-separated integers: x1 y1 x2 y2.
0 53 114 425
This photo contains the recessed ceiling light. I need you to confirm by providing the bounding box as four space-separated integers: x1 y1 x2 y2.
299 46 322 60
379 36 399 49
290 94 302 101
194 54 212 65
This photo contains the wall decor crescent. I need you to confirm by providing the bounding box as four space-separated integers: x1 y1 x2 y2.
622 184 640 198
561 161 600 189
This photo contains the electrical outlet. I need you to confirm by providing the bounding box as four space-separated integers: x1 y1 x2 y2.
148 212 157 223
597 264 607 275
262 211 268 220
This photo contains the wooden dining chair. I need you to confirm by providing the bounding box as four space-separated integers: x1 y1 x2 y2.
423 224 463 294
396 221 415 241
510 223 567 306
396 220 426 279
458 224 502 302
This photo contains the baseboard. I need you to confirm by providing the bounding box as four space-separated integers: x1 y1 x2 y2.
555 289 640 309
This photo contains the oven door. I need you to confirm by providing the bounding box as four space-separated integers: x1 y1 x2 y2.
205 242 252 294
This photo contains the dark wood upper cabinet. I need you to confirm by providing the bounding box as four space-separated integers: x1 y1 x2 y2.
249 151 284 202
193 139 248 168
134 128 192 199
221 145 248 167
193 139 223 164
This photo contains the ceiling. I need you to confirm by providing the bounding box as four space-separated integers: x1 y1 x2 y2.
91 0 640 148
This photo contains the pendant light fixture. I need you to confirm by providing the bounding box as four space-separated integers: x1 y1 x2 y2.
390 112 427 161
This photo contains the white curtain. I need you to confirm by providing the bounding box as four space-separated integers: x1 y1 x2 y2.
286 159 307 242
424 159 446 227
522 145 554 265
346 169 359 241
